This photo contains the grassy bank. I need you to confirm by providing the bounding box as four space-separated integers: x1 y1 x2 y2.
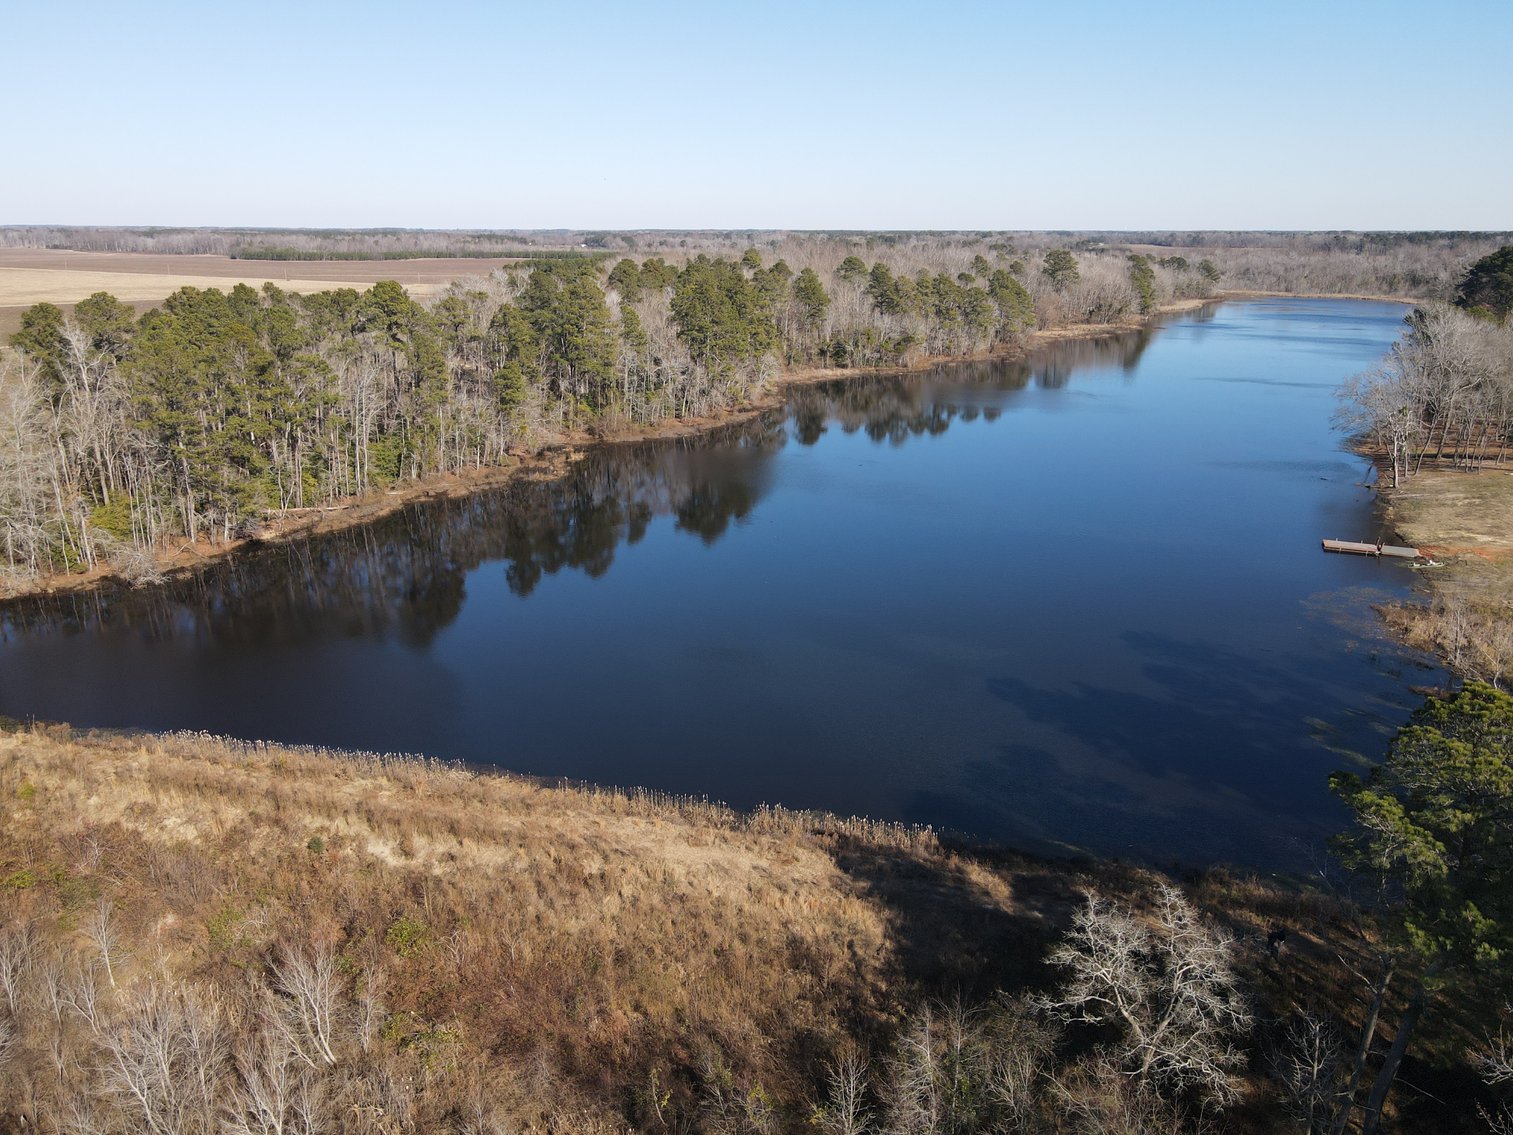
1379 468 1513 683
0 724 1489 1133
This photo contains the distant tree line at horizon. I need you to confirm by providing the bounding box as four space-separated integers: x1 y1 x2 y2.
226 246 606 263
3 226 1506 299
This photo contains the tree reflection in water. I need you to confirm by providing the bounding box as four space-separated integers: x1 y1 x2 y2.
0 327 1154 652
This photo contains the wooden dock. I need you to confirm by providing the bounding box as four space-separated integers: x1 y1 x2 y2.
1322 539 1421 560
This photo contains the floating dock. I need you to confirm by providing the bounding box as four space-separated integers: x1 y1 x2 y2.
1321 539 1421 559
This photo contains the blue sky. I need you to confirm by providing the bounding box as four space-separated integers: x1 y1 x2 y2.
3 0 1508 230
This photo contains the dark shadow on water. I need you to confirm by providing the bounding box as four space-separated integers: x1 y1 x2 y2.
954 627 1434 871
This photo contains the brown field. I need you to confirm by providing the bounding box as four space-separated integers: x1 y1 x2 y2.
1386 467 1513 610
0 248 523 337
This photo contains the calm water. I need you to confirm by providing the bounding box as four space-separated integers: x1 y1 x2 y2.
0 299 1439 870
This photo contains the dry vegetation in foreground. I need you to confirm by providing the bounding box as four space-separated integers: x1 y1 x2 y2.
1380 469 1513 685
0 725 1486 1133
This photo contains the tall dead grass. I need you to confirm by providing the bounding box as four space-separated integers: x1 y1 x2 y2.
0 726 1428 1132
0 726 1030 1130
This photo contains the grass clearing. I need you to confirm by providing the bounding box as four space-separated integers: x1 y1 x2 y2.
1378 467 1513 685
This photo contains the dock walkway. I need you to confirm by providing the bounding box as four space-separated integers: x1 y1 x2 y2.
1321 539 1420 560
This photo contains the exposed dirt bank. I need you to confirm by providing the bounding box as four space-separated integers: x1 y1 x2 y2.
1221 289 1423 305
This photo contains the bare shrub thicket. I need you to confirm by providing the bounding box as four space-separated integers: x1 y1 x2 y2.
1477 1011 1513 1135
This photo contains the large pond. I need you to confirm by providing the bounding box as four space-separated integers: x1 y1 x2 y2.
0 299 1439 871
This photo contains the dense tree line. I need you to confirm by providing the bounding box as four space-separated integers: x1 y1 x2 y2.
0 241 1195 584
0 227 599 258
3 236 1500 587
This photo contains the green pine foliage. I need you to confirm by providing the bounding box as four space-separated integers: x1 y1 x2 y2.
607 258 643 303
988 270 1036 337
1128 255 1158 315
1331 682 1513 970
1329 682 1513 1130
1042 249 1080 292
1454 245 1513 321
671 256 778 370
835 256 867 284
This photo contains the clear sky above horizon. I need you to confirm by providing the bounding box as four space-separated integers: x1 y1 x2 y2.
3 0 1508 231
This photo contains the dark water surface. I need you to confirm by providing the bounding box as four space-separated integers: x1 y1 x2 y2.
0 300 1439 870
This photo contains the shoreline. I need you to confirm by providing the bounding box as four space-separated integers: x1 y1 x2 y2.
1220 288 1423 305
1 723 1377 1132
0 293 1274 604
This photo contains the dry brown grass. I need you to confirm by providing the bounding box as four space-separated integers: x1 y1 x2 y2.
1378 469 1513 685
0 726 1481 1132
1389 468 1513 561
0 726 1062 1129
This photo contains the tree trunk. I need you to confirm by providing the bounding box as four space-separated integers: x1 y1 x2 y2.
1361 978 1431 1135
1331 956 1392 1135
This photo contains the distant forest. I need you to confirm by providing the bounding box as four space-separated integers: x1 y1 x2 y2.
0 231 1505 586
3 224 1509 275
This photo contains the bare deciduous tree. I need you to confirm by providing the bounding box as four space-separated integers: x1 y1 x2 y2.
226 1021 322 1135
1275 1011 1351 1134
814 1050 873 1135
878 999 1054 1135
1036 883 1252 1107
270 945 342 1068
100 983 230 1135
1476 1010 1513 1135
0 920 35 1015
82 899 126 990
